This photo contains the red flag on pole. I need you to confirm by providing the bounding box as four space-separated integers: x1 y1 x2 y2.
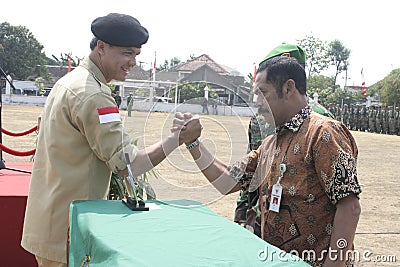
361 68 367 98
153 51 157 72
361 68 365 86
152 51 157 81
252 63 258 102
68 53 72 73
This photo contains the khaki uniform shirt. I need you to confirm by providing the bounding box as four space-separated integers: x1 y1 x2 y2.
21 58 137 263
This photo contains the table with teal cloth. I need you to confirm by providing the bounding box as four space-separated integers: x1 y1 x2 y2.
68 199 310 267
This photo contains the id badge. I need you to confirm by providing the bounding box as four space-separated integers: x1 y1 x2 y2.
269 183 282 213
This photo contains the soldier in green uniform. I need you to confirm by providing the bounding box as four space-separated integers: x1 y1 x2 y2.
360 104 368 132
329 104 336 120
368 105 376 133
342 104 350 128
335 104 341 122
388 106 397 135
376 105 382 133
354 104 360 131
382 106 389 134
349 104 355 130
234 113 273 234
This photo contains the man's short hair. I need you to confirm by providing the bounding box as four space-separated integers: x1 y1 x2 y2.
257 56 307 96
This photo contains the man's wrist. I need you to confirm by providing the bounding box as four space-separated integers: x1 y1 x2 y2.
186 138 200 150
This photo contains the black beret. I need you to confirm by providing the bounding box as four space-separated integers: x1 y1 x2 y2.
91 13 149 48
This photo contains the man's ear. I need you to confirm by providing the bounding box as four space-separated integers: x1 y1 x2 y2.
283 79 296 99
97 40 107 55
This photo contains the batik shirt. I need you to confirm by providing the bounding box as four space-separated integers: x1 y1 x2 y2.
230 105 362 266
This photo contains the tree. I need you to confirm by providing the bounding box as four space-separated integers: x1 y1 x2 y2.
156 57 182 71
371 69 400 105
170 81 216 103
307 75 335 106
51 53 82 67
34 77 45 96
297 35 330 77
307 74 364 106
329 40 351 92
246 72 255 87
0 22 47 80
325 87 364 106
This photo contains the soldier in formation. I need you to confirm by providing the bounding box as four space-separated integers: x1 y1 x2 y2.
341 104 350 127
359 104 368 131
368 105 376 133
329 103 399 135
388 106 397 135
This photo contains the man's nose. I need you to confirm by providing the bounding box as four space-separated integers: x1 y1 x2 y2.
129 58 137 67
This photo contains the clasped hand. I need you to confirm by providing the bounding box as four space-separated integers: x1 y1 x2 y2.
171 112 202 145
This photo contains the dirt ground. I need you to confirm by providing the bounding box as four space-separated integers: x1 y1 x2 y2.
2 105 399 266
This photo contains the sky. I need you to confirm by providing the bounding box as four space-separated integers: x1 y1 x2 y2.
2 0 399 87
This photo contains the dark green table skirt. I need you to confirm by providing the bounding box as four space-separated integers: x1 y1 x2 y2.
69 199 309 266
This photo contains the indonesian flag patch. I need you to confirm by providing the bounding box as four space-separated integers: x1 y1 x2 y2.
97 106 121 124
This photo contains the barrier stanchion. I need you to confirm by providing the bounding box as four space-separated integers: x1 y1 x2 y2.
0 66 35 174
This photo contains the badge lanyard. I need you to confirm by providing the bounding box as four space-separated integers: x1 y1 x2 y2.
268 133 293 213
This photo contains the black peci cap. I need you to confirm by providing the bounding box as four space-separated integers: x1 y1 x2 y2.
91 13 149 48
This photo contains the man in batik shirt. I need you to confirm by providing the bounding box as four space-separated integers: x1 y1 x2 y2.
181 56 361 267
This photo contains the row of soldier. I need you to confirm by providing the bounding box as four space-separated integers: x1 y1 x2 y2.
329 104 400 135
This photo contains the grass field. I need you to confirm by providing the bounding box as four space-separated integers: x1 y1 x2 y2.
1 104 399 266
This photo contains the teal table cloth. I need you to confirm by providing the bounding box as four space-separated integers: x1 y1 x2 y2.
69 199 310 267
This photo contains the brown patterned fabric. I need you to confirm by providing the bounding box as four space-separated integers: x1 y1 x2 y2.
240 106 361 266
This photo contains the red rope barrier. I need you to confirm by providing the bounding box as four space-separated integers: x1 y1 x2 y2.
2 125 38 137
0 143 36 157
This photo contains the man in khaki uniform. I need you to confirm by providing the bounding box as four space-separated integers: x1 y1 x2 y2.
21 13 201 267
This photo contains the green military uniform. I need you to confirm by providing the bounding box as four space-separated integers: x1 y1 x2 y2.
368 106 376 133
360 104 368 132
335 104 341 122
388 106 397 135
342 104 349 128
349 104 355 130
382 106 389 134
329 104 336 120
355 105 361 131
247 114 269 151
234 113 272 235
21 58 137 263
376 106 382 133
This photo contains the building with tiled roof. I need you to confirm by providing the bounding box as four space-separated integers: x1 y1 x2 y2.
155 54 250 105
